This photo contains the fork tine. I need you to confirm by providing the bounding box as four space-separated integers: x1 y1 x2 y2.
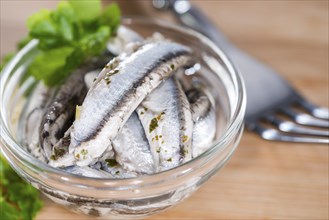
252 123 329 144
265 115 329 137
298 99 329 120
282 107 329 128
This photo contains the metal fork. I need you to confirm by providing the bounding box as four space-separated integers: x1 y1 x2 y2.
153 0 329 144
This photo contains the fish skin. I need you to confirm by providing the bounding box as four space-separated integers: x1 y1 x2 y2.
136 77 193 172
23 82 54 162
187 89 216 157
100 161 138 179
40 58 110 160
39 70 87 159
107 25 143 55
48 126 75 167
112 112 155 174
70 41 193 166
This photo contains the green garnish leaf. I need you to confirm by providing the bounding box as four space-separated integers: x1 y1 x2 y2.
99 3 121 32
0 156 43 220
68 0 101 23
1 0 121 87
28 46 74 86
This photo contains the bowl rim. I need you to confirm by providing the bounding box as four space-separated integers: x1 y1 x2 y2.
0 16 246 186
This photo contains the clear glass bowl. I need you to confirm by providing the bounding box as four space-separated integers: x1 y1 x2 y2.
0 18 246 218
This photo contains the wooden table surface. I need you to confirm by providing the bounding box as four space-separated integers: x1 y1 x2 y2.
1 1 328 219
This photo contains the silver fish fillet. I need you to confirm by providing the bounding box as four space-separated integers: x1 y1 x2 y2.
23 82 54 162
112 112 155 174
136 78 193 172
70 41 193 166
96 151 138 179
107 25 143 55
63 165 112 178
39 70 88 159
187 88 216 157
40 58 110 160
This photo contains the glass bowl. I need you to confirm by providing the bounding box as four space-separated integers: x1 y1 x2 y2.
0 17 246 218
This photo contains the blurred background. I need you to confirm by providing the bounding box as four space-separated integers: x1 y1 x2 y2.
1 1 328 219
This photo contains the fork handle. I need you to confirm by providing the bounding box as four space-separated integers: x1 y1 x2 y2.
168 1 295 120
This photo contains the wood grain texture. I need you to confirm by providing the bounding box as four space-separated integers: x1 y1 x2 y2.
1 1 328 219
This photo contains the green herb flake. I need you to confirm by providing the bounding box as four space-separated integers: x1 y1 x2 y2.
182 135 189 143
170 64 175 70
115 171 120 175
156 147 161 153
166 158 172 162
50 148 66 161
81 149 88 156
105 159 118 167
149 117 159 133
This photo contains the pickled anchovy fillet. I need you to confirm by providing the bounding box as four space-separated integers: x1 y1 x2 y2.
107 25 143 55
112 112 155 174
136 78 193 172
39 70 88 159
70 41 193 166
187 88 216 157
48 126 75 167
40 58 110 159
63 165 112 178
24 82 54 162
100 161 138 179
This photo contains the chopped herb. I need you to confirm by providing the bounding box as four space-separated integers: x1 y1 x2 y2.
182 135 189 143
75 105 82 119
50 148 66 160
140 111 144 115
161 141 165 144
170 64 175 70
166 158 172 162
75 154 80 159
155 135 159 141
149 117 159 133
115 171 120 175
143 107 148 111
81 149 88 156
105 159 118 167
159 135 163 138
156 147 161 153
